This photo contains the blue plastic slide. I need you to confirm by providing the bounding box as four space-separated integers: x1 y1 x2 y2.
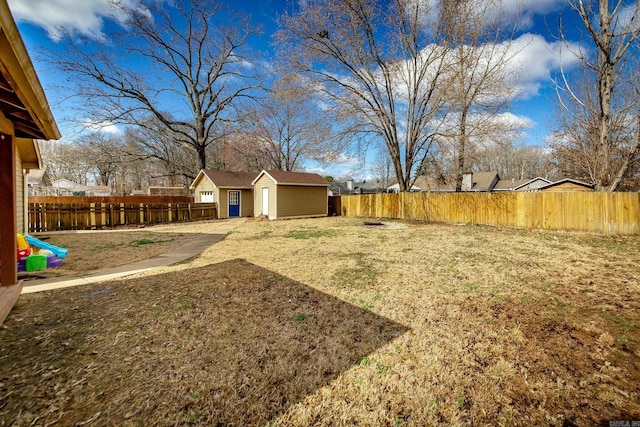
24 235 68 259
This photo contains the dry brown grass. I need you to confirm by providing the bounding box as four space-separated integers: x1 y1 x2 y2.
2 217 639 426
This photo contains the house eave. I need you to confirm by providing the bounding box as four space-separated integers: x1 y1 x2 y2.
0 0 60 141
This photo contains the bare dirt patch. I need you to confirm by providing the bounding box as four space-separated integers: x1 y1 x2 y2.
2 217 640 425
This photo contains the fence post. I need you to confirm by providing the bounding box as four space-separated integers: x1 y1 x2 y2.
168 203 173 222
90 203 96 229
119 203 125 226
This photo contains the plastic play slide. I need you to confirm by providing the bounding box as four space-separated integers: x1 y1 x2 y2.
24 235 68 259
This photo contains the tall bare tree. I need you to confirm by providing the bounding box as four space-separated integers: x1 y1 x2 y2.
277 0 449 191
240 75 339 171
53 0 260 171
439 0 523 191
553 0 640 191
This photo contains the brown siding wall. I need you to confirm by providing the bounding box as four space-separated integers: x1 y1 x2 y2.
240 189 253 217
276 185 328 218
217 188 254 218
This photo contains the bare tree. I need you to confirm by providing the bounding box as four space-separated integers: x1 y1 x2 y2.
277 0 449 191
240 75 339 171
371 145 395 190
38 140 93 185
439 0 523 191
473 141 557 180
553 0 640 191
78 133 124 186
52 0 260 171
123 122 200 183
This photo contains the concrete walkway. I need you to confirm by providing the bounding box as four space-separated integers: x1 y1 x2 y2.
22 218 246 294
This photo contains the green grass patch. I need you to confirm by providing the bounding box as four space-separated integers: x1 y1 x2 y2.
285 228 336 239
293 313 308 322
130 238 168 247
332 253 378 289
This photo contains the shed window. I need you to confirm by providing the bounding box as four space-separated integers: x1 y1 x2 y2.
200 191 214 202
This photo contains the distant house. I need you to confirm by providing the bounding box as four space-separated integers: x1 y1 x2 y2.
190 170 257 218
462 172 569 192
27 168 52 196
513 177 552 191
538 178 594 192
0 0 61 321
87 185 112 197
252 170 330 220
329 180 355 196
493 177 551 192
51 179 88 196
354 180 387 194
413 175 455 192
387 183 422 193
462 171 500 192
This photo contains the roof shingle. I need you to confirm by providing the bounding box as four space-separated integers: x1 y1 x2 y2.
202 170 258 188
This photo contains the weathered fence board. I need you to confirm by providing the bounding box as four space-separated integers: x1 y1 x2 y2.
28 201 218 232
335 192 640 235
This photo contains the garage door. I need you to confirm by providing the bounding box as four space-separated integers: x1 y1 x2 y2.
200 191 214 202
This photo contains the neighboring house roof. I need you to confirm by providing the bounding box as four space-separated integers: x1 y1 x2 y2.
329 181 354 196
252 170 330 186
493 178 529 191
387 183 422 192
513 177 552 191
413 175 455 192
538 178 594 191
0 0 60 140
469 171 500 191
51 179 87 191
354 181 386 194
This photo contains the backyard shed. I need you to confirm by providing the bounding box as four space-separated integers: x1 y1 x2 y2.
252 170 329 220
191 169 257 218
0 0 60 323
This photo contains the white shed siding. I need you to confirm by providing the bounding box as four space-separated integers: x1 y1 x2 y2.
253 174 277 219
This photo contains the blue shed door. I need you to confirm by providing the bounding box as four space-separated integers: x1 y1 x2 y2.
229 191 240 217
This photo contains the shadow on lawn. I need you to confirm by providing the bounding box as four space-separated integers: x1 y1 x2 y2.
1 259 408 425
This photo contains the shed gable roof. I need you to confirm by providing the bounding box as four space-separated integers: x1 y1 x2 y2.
253 170 329 186
200 170 258 188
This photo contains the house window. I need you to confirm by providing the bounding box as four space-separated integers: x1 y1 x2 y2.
200 191 214 202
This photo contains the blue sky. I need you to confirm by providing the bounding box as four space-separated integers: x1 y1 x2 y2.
7 0 590 179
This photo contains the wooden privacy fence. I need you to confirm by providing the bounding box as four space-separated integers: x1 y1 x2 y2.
28 201 218 232
337 192 640 235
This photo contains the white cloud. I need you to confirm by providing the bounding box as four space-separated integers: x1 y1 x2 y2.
81 119 122 135
506 33 582 100
7 0 149 41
